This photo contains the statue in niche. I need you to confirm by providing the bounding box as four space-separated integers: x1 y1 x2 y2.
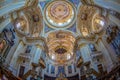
32 24 40 37
0 39 6 53
31 12 41 37
77 56 83 68
3 28 15 46
81 27 89 37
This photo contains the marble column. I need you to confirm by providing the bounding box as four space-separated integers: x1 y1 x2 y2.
10 41 25 75
97 39 113 72
80 45 91 63
33 47 41 64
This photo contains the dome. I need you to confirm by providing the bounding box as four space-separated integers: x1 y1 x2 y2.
44 0 76 29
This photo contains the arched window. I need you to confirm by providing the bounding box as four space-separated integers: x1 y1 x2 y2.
25 45 32 53
68 65 72 74
58 66 65 75
51 65 55 74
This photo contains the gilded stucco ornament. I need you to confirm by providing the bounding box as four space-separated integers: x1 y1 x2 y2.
75 5 106 51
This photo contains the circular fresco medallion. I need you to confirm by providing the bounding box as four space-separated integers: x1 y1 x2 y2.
44 0 76 28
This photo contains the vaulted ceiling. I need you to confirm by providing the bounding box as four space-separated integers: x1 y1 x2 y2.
11 0 107 65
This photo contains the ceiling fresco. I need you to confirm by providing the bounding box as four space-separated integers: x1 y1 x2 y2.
47 30 75 65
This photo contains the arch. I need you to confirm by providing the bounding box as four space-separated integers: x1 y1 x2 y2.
45 30 77 38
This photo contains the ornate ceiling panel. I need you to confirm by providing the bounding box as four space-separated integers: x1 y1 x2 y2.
92 14 105 33
47 30 75 65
